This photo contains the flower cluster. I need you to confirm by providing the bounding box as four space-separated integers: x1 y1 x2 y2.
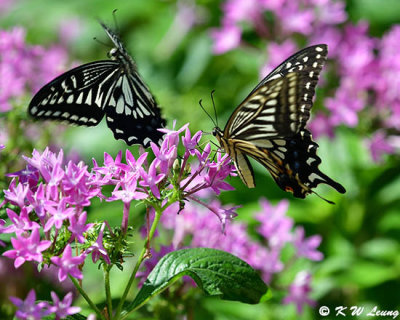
139 198 322 314
0 123 240 315
210 0 400 162
0 27 68 112
10 290 81 320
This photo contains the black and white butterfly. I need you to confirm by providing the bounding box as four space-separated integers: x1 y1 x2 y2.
212 44 346 201
28 22 166 147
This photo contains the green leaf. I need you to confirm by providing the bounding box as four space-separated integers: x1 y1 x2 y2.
127 248 268 312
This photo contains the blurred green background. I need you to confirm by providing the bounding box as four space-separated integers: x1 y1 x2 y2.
1 0 400 319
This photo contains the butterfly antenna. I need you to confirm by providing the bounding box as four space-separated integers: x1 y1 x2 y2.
93 37 113 48
199 99 217 127
211 89 219 127
112 9 120 33
312 191 335 205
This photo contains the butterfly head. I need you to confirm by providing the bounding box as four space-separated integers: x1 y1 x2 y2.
212 127 223 138
108 47 119 60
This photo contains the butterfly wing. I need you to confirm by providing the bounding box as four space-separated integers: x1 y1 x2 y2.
29 61 119 126
225 45 328 140
232 130 346 197
104 71 166 147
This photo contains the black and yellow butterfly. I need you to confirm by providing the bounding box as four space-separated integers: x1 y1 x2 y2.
212 44 345 201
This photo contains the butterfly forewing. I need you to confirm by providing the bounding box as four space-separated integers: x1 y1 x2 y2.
226 45 328 140
29 61 120 126
28 23 165 147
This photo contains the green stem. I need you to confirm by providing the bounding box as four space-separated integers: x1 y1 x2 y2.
69 275 105 320
113 204 163 320
103 265 113 318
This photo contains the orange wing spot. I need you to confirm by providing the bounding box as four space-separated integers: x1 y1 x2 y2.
285 186 294 193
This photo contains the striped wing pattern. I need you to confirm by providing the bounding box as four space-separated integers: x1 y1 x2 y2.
231 130 345 198
214 45 346 199
29 61 118 126
28 23 165 148
227 45 328 140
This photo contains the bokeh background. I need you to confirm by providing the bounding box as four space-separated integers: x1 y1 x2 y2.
1 0 400 319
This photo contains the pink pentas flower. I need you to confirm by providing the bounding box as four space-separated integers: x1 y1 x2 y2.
367 131 395 163
109 178 148 203
44 198 76 231
338 22 376 79
256 199 293 249
23 148 64 185
68 211 93 244
259 0 285 11
195 142 211 164
63 161 100 206
4 208 39 235
139 160 165 199
93 151 123 180
10 289 51 320
252 247 284 283
116 150 148 180
50 291 81 319
158 121 189 148
6 164 40 189
3 179 30 207
315 0 347 25
222 0 260 24
86 223 110 264
3 228 51 268
283 271 316 314
26 183 47 220
210 23 241 54
310 26 342 57
261 40 298 78
182 128 202 156
216 204 241 233
325 82 364 127
51 244 86 282
45 162 65 200
204 153 235 195
62 161 89 192
48 291 80 319
278 2 315 35
309 113 335 139
151 139 177 175
293 226 323 261
375 25 400 119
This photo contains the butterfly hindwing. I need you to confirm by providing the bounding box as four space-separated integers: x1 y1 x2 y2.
235 130 345 198
28 23 166 147
104 73 165 147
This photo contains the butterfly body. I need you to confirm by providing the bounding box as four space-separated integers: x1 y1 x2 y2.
213 44 346 199
29 23 165 147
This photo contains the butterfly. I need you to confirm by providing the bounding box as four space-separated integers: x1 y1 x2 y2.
28 22 166 148
212 44 346 201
